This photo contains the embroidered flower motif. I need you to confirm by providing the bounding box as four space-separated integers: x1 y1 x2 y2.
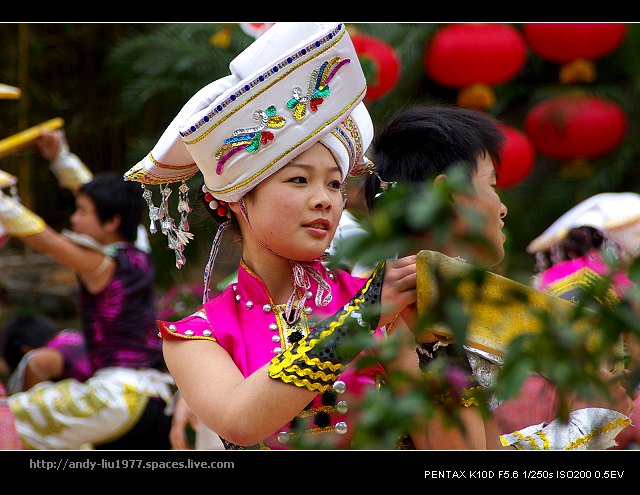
214 106 286 174
287 57 351 121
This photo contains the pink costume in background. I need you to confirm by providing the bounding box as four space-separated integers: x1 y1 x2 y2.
159 260 386 450
494 250 635 436
79 244 163 373
44 330 92 383
536 250 633 302
0 384 22 449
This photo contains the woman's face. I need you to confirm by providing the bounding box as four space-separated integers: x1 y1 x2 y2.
452 152 508 266
239 142 345 262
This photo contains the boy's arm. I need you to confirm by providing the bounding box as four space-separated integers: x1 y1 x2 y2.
37 130 93 192
0 191 113 293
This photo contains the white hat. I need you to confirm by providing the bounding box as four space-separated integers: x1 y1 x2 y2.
125 22 370 202
124 22 372 268
527 192 640 257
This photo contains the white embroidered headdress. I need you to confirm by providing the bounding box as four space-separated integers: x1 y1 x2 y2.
124 22 374 311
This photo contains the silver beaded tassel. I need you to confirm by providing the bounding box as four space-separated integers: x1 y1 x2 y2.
142 184 160 234
177 182 191 232
203 220 230 303
140 182 194 269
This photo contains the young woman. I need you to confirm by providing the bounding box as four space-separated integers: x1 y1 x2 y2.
125 22 426 450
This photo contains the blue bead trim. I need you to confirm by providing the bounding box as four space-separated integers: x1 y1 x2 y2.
179 24 343 138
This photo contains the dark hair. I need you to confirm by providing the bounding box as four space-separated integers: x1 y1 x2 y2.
534 226 607 272
364 105 505 211
80 172 144 242
562 226 606 258
1 314 59 372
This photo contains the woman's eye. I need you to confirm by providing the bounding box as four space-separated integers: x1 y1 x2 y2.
289 176 307 184
329 180 342 190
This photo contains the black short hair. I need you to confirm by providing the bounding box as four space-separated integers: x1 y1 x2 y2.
81 172 144 242
0 314 59 372
364 105 505 211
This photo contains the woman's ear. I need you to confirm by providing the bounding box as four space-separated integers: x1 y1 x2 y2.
228 201 242 215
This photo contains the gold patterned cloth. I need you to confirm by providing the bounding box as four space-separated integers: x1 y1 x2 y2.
8 367 174 449
500 407 631 450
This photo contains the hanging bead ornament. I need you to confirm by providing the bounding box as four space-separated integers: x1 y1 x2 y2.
159 185 172 235
203 220 230 303
141 183 194 269
285 260 332 325
141 184 160 234
177 181 191 232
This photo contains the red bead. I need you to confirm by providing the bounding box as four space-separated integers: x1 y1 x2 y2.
217 206 228 217
204 192 213 202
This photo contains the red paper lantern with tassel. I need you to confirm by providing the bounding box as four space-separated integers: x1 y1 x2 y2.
496 124 536 188
351 32 400 101
524 94 626 161
424 23 527 110
523 23 626 84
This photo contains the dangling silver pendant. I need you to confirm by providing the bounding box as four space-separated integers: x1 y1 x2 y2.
177 181 191 232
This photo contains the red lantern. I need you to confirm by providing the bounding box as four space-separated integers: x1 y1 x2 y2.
351 33 400 101
424 23 527 110
523 24 626 84
524 94 626 161
496 124 536 188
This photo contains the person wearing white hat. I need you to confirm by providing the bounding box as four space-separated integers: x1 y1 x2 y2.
125 22 429 450
508 192 640 449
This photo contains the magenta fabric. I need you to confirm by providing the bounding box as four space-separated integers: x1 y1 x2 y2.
46 330 92 382
0 382 23 449
158 260 386 449
78 244 163 373
537 250 633 297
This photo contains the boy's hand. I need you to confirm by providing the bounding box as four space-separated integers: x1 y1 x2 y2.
36 130 63 162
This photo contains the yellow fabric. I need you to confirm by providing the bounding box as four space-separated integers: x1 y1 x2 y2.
416 250 599 358
0 193 45 237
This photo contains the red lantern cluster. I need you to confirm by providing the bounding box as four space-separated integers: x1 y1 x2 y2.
351 32 400 101
524 94 626 161
424 23 527 110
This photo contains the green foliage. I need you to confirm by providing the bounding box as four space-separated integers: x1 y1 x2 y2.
327 174 638 448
